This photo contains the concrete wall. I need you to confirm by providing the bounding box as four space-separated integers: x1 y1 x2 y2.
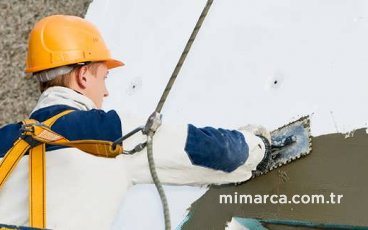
0 0 91 126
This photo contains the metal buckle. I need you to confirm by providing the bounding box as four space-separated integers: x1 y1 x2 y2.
20 122 49 134
20 124 35 133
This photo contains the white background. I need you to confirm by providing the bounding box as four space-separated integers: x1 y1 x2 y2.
86 0 368 228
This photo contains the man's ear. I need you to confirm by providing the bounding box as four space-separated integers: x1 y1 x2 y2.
75 66 89 89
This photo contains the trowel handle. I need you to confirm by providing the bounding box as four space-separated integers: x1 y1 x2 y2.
272 135 297 149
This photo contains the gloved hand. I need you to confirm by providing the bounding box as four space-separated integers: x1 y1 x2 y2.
238 124 271 144
238 124 273 175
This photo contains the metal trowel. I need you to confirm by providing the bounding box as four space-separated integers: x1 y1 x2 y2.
253 116 312 177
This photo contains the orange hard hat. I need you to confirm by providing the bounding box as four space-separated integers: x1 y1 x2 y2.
26 15 124 73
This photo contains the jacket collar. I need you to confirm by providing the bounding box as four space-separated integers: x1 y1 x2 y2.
31 86 96 115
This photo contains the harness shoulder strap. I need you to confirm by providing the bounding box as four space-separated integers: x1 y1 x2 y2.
28 109 75 228
0 139 30 188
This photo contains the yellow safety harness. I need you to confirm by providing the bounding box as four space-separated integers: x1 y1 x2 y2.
0 110 123 229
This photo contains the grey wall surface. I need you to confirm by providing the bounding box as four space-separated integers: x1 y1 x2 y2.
0 0 91 126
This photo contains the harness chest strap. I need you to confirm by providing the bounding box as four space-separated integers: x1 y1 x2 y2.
0 110 123 228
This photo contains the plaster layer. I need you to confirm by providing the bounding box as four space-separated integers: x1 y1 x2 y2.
182 129 368 229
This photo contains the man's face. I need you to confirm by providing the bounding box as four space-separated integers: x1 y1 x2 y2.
84 63 109 109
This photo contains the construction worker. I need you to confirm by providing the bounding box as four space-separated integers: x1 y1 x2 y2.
0 15 272 229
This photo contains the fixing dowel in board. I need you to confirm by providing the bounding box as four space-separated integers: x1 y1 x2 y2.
265 72 285 90
126 77 143 96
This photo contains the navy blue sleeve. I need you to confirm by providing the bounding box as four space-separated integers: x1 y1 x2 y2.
47 109 122 151
184 124 249 173
0 106 123 156
0 123 22 158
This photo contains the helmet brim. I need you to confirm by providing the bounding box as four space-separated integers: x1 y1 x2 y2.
105 58 124 70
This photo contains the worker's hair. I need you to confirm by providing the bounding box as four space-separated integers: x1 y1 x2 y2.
36 62 102 93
